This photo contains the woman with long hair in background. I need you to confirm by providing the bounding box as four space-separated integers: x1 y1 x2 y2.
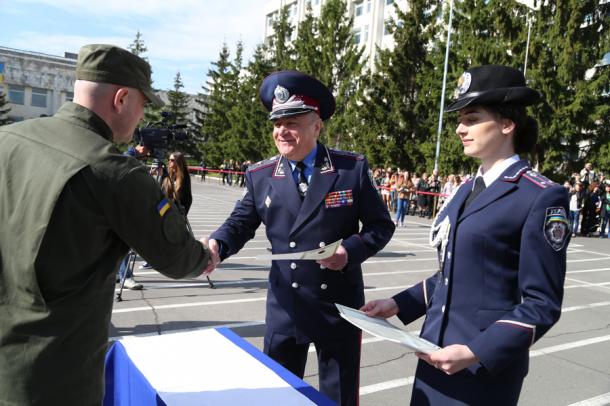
162 151 193 216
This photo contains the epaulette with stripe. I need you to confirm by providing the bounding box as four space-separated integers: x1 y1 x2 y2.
248 155 279 172
522 170 555 189
329 149 364 160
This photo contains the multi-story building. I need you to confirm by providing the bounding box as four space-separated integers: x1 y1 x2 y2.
0 46 78 122
263 0 409 70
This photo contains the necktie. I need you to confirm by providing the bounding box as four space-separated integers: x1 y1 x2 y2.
296 161 308 198
463 176 486 209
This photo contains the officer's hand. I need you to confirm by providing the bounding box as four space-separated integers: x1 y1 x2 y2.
317 245 348 271
201 237 220 275
416 344 479 375
359 298 399 318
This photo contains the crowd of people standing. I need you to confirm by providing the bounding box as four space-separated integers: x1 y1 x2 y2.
565 163 610 238
365 161 610 239
372 167 464 226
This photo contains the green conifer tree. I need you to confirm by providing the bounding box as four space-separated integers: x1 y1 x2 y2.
293 2 321 75
314 0 364 148
166 71 196 156
127 30 162 126
269 5 295 70
194 44 234 167
526 0 609 177
225 44 276 163
353 0 433 171
0 91 12 126
128 30 149 61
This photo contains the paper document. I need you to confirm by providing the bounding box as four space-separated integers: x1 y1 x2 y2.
335 304 441 354
256 239 342 261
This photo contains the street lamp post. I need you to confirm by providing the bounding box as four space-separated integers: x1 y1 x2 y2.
524 12 533 77
515 0 540 77
433 0 454 173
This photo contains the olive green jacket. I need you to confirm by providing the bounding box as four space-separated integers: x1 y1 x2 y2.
0 103 209 405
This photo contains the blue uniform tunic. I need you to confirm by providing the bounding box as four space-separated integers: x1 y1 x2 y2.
393 160 570 405
211 142 395 404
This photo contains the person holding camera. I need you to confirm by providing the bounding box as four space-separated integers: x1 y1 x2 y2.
0 44 212 405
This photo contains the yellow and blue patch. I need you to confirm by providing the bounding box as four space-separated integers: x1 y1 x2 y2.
157 198 171 217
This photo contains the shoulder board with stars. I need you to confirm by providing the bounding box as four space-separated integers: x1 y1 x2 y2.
248 155 279 173
329 149 364 161
522 170 555 189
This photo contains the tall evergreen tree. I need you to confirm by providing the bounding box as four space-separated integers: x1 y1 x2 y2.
194 43 234 166
225 44 276 163
313 0 364 148
353 0 434 172
0 91 11 126
127 31 162 125
293 2 321 75
222 41 247 161
166 71 196 156
128 30 148 61
269 5 295 70
526 0 609 177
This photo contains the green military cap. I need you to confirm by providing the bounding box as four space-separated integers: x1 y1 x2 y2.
76 44 164 107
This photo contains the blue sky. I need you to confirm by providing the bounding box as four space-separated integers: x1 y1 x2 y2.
0 0 265 94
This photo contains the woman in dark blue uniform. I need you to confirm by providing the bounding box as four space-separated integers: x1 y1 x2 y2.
361 65 570 405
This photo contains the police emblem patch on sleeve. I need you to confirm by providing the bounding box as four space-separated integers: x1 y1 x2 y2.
544 207 569 251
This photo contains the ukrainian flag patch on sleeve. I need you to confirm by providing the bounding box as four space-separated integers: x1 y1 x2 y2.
157 198 171 217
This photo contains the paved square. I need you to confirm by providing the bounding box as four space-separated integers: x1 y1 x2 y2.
111 178 610 405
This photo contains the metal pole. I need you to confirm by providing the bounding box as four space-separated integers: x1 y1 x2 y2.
523 11 533 77
433 0 454 173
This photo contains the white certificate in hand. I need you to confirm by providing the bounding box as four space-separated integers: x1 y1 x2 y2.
335 303 441 354
256 239 343 261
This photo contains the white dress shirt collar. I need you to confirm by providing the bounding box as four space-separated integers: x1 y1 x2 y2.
474 154 521 189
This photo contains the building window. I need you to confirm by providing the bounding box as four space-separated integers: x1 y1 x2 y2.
353 28 362 44
8 85 25 105
266 13 276 27
386 0 394 4
367 0 371 13
384 19 392 35
31 87 48 108
65 91 74 102
355 1 363 16
289 2 297 17
364 25 369 42
314 0 320 4
8 115 24 122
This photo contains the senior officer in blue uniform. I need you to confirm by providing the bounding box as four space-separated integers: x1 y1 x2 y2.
205 71 395 405
361 65 570 405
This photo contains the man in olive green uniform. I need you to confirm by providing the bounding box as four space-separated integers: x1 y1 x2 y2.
0 44 211 405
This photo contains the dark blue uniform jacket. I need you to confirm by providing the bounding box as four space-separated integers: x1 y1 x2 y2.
393 160 569 403
212 143 395 343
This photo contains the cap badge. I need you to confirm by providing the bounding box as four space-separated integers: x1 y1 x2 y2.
274 85 290 104
456 72 472 96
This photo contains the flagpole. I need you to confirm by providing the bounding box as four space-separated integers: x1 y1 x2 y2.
433 0 454 173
